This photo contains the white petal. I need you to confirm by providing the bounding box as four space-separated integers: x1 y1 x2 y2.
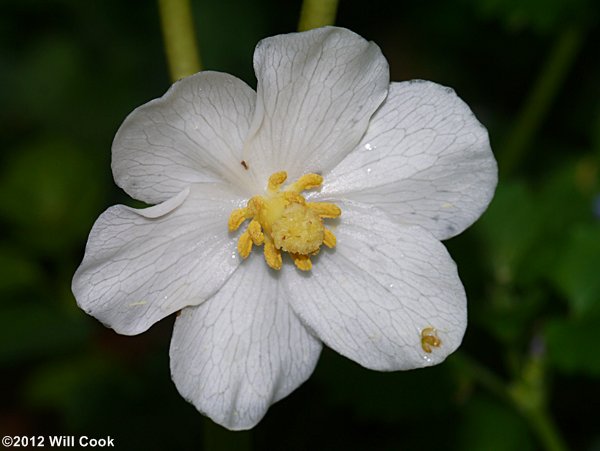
72 183 243 335
243 26 389 184
320 80 497 240
112 71 256 204
170 258 322 430
285 203 466 370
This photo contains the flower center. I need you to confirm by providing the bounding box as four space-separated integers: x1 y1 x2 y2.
228 171 341 271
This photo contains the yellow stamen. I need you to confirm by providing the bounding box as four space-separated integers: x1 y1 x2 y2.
268 171 288 191
264 241 282 270
288 173 323 192
237 231 253 259
292 254 312 271
247 219 264 245
228 171 340 270
283 191 306 205
248 196 264 212
307 202 341 218
323 228 336 248
228 207 250 231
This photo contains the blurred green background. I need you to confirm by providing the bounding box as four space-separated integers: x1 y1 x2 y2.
1 0 599 449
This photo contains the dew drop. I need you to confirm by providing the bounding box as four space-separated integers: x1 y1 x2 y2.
364 143 375 151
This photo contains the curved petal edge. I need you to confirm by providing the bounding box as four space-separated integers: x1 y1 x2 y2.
170 259 322 430
112 71 257 204
321 79 498 240
243 26 390 184
72 183 242 335
285 203 467 371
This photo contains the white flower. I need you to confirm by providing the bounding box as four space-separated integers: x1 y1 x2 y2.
72 26 497 430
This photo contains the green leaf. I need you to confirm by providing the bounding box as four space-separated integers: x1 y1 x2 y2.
476 286 545 345
0 245 42 292
313 348 457 423
477 161 595 289
24 349 204 449
458 395 534 451
462 0 591 34
527 160 595 285
545 315 600 376
476 180 541 285
25 355 116 416
0 302 90 365
0 138 108 254
553 224 600 317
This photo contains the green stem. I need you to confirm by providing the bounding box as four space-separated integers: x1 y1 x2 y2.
158 0 202 82
453 353 569 451
500 25 584 175
298 0 340 31
451 352 510 401
525 407 569 451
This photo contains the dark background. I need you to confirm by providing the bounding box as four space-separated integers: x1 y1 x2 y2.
1 0 599 449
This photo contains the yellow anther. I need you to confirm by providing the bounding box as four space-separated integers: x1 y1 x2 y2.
228 171 340 270
264 241 282 270
248 196 264 212
420 327 442 353
228 208 250 231
307 202 342 218
323 228 336 248
288 173 323 192
247 220 264 245
292 254 312 271
268 171 288 191
283 191 306 205
237 231 253 259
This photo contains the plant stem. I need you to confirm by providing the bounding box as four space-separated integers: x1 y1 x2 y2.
453 353 569 451
525 406 569 451
500 25 584 175
158 0 202 82
298 0 340 31
451 352 510 401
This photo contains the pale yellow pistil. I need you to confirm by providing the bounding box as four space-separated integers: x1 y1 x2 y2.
228 171 341 271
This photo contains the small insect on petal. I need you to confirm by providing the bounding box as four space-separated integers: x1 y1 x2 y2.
420 327 442 353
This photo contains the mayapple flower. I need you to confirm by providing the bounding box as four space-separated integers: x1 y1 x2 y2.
72 26 497 430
